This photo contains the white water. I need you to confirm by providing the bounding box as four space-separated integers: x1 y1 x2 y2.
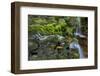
32 33 64 41
74 17 86 38
70 17 85 58
70 42 84 58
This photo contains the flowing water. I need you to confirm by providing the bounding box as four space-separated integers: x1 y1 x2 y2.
29 17 86 60
70 42 84 58
74 17 86 38
70 17 85 58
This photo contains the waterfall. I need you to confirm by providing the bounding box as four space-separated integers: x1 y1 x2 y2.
70 42 84 58
74 17 86 38
69 17 86 58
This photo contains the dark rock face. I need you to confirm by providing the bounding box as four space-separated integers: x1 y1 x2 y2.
78 37 88 58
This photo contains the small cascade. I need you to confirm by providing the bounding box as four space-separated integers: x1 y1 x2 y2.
70 42 84 58
69 17 86 58
74 17 86 38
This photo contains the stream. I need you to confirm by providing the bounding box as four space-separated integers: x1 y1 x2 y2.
70 17 85 58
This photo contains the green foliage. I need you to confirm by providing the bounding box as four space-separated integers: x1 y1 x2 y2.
71 49 80 59
28 15 88 60
28 15 77 37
